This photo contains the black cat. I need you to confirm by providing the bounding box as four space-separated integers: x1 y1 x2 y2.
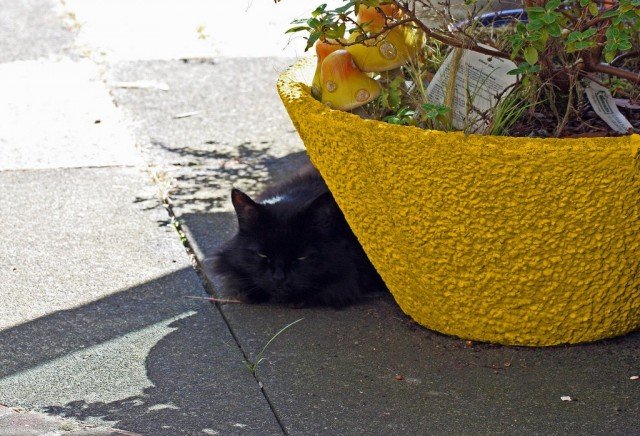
213 164 386 308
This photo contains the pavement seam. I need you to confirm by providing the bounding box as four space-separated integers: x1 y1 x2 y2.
160 198 289 436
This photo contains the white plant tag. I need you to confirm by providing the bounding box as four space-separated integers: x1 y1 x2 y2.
426 44 518 133
585 81 633 134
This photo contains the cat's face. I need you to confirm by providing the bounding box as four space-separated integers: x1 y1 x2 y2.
227 189 340 303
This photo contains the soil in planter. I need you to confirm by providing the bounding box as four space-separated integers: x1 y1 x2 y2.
508 102 640 138
353 63 640 139
351 30 640 139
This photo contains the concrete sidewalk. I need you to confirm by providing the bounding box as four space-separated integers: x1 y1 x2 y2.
0 0 282 434
1 1 638 435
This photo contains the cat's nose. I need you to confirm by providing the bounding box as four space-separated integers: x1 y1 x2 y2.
272 267 285 283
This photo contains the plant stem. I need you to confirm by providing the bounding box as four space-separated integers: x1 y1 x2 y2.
391 1 518 62
584 61 640 84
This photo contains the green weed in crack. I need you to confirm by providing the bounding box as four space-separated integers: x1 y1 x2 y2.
245 318 305 376
170 216 189 248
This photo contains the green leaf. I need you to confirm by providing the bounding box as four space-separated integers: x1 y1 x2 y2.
546 22 562 37
510 34 524 45
527 6 546 14
567 31 581 42
527 19 545 31
600 9 619 19
527 30 544 42
524 46 539 65
613 10 635 24
311 4 327 18
574 40 594 50
588 2 599 16
542 12 559 24
285 26 310 34
421 103 449 119
305 32 321 51
325 23 346 39
606 26 620 38
546 0 562 10
508 62 541 76
579 0 591 6
604 50 616 63
605 41 619 52
619 40 633 50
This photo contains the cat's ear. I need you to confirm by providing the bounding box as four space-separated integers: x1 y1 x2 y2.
231 189 261 232
304 192 336 230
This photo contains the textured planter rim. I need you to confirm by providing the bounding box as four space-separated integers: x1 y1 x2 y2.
278 57 640 346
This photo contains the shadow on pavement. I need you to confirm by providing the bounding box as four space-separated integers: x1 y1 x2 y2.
43 309 277 435
0 269 281 435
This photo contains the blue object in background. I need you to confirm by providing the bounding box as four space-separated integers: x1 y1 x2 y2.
456 8 528 28
475 9 528 26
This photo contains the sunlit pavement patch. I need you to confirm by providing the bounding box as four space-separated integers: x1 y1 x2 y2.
0 312 195 417
62 0 342 60
0 58 141 170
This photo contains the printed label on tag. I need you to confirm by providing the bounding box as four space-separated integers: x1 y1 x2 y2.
585 81 633 134
426 44 518 132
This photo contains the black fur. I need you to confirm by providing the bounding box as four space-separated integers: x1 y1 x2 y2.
213 164 386 308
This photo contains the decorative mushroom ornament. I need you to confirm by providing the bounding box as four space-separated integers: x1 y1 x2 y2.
320 49 381 111
346 4 425 72
311 39 342 99
356 3 401 32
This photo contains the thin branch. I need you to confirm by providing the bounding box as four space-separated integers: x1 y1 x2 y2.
580 71 636 99
391 0 518 61
584 62 640 84
580 9 620 31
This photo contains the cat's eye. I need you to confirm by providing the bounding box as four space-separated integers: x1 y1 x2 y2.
296 255 308 260
256 252 268 259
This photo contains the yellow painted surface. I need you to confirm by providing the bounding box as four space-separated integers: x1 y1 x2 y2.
277 58 640 346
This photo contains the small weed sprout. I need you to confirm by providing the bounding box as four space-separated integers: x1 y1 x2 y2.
420 102 451 130
245 318 305 376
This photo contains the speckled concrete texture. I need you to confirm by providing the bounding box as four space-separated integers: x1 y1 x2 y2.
0 0 74 63
278 58 640 346
0 405 136 435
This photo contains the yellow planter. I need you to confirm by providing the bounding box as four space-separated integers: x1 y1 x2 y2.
277 58 640 346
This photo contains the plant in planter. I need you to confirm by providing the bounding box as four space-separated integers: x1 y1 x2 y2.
285 0 639 137
276 0 640 346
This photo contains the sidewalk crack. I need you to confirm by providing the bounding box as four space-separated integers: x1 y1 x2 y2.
161 197 288 436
